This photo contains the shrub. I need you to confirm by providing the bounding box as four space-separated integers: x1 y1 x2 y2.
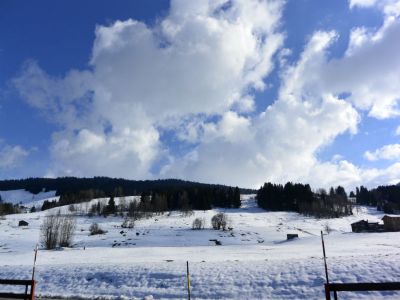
192 217 205 230
324 222 332 235
89 223 106 235
211 213 228 230
68 204 76 213
121 217 135 229
40 212 76 249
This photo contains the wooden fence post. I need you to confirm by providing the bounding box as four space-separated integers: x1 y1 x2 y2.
321 231 329 285
187 261 191 300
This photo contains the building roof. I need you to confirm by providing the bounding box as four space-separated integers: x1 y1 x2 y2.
382 215 400 220
351 219 379 225
351 220 367 225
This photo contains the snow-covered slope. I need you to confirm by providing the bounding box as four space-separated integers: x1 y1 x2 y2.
0 195 399 299
0 189 58 207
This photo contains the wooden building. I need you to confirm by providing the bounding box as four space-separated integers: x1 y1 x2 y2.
382 215 400 232
351 220 384 233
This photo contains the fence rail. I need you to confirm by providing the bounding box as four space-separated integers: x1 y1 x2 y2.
325 282 400 300
0 279 35 300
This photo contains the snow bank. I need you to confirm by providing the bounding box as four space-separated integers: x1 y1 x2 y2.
1 255 399 299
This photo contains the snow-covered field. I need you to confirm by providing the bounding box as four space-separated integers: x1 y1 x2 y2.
1 195 400 299
0 189 58 208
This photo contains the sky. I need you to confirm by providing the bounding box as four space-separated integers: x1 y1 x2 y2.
1 0 400 191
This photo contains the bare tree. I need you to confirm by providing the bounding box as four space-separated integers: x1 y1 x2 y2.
324 222 332 235
127 200 140 220
58 215 77 247
119 196 127 216
40 213 61 250
211 213 228 230
192 217 205 230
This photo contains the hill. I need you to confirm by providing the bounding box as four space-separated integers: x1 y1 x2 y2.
0 177 255 196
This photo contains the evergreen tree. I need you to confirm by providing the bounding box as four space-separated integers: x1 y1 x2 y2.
257 181 352 218
105 197 116 215
329 187 335 197
335 186 347 201
232 187 241 208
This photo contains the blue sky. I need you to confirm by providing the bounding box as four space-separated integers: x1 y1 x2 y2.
1 0 400 190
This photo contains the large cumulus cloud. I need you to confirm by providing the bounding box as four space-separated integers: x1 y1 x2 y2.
12 0 400 190
13 0 284 180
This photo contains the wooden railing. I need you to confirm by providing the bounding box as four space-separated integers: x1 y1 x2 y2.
325 282 400 300
0 279 35 300
321 231 400 299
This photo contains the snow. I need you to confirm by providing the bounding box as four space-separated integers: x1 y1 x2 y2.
1 195 400 299
0 189 58 208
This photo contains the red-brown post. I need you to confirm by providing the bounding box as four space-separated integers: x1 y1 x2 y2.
30 280 36 300
186 261 191 300
325 284 331 300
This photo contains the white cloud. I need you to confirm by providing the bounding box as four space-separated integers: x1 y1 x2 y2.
48 128 160 177
0 143 29 169
14 0 284 179
162 31 361 188
349 0 400 11
202 111 253 143
162 13 400 190
11 0 400 191
364 144 400 161
322 10 400 119
13 61 95 129
87 0 284 121
349 0 378 9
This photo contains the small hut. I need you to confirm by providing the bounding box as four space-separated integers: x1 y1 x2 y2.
18 220 29 226
287 234 298 240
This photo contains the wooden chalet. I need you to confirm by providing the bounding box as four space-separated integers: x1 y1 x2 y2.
382 215 400 232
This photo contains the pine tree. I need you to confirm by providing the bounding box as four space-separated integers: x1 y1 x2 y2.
233 187 241 208
105 197 116 215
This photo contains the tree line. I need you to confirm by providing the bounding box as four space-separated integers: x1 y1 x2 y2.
257 182 352 218
0 177 254 197
0 202 20 216
42 186 241 212
0 177 246 212
353 185 400 213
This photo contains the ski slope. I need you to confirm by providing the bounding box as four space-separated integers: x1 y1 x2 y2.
0 195 399 299
0 189 58 208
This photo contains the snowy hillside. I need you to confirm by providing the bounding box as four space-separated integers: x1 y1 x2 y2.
0 195 399 299
0 189 58 208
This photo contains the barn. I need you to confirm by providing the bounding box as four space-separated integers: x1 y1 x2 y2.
382 215 400 232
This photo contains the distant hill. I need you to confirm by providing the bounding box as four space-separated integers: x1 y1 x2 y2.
0 177 256 197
